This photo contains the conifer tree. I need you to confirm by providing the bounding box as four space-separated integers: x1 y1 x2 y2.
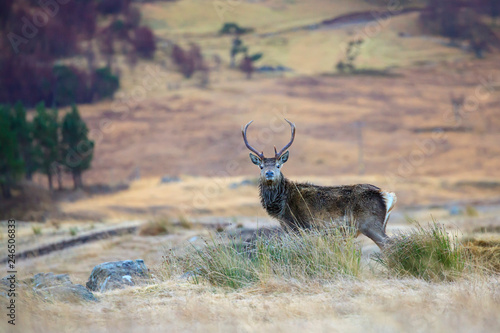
0 105 24 198
61 105 94 189
11 102 37 180
32 103 59 190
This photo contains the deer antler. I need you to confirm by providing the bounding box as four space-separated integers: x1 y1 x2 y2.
274 119 295 158
242 120 264 159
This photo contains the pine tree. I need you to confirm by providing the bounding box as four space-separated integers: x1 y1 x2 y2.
32 102 59 190
61 105 94 189
11 102 37 180
0 105 24 198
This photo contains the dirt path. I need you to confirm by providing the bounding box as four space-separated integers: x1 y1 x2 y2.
259 7 422 37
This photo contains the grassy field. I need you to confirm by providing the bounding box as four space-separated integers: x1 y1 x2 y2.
8 277 500 332
3 222 500 333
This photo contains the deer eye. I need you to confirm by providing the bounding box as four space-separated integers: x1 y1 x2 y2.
259 165 263 169
276 164 280 168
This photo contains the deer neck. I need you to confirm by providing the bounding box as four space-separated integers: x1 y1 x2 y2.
259 174 288 218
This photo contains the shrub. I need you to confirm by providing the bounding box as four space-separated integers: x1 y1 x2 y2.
336 39 363 73
465 205 479 217
96 0 129 15
239 53 262 79
52 65 90 106
178 216 194 229
219 23 253 35
163 228 362 289
139 217 173 236
171 43 205 78
32 225 42 236
69 227 79 236
374 222 469 281
132 26 156 59
91 67 119 100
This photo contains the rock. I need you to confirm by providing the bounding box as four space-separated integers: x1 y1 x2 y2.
449 205 462 216
0 275 19 299
160 175 181 184
229 179 256 189
31 273 97 302
1 273 98 303
86 259 150 292
32 272 72 288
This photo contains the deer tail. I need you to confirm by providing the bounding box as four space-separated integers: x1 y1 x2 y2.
381 191 397 230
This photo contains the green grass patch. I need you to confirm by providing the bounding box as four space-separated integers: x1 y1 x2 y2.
374 222 469 281
163 228 362 289
32 225 42 236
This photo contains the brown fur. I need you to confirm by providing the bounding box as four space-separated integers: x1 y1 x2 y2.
243 120 394 249
258 167 390 248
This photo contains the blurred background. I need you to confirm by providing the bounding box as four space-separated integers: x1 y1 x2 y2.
0 0 499 277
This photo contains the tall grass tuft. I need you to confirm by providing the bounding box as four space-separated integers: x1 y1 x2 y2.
254 228 361 282
374 222 469 281
139 217 173 236
163 228 362 289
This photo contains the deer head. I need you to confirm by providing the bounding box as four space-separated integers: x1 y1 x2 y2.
242 119 295 184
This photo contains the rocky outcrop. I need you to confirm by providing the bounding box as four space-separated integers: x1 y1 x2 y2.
86 259 150 292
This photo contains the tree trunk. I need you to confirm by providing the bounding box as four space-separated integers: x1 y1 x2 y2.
47 173 53 191
77 172 83 189
23 151 33 181
1 183 12 199
56 165 63 191
72 171 83 189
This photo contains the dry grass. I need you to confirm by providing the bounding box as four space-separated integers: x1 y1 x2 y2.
3 275 500 333
163 228 361 289
138 217 174 236
178 215 194 229
464 236 500 273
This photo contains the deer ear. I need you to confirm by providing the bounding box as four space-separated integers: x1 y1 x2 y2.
279 151 289 164
249 153 261 165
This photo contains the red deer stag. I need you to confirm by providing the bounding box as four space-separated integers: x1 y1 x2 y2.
242 119 396 249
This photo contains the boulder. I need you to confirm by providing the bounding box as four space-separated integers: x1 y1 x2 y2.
86 259 149 292
0 273 97 303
